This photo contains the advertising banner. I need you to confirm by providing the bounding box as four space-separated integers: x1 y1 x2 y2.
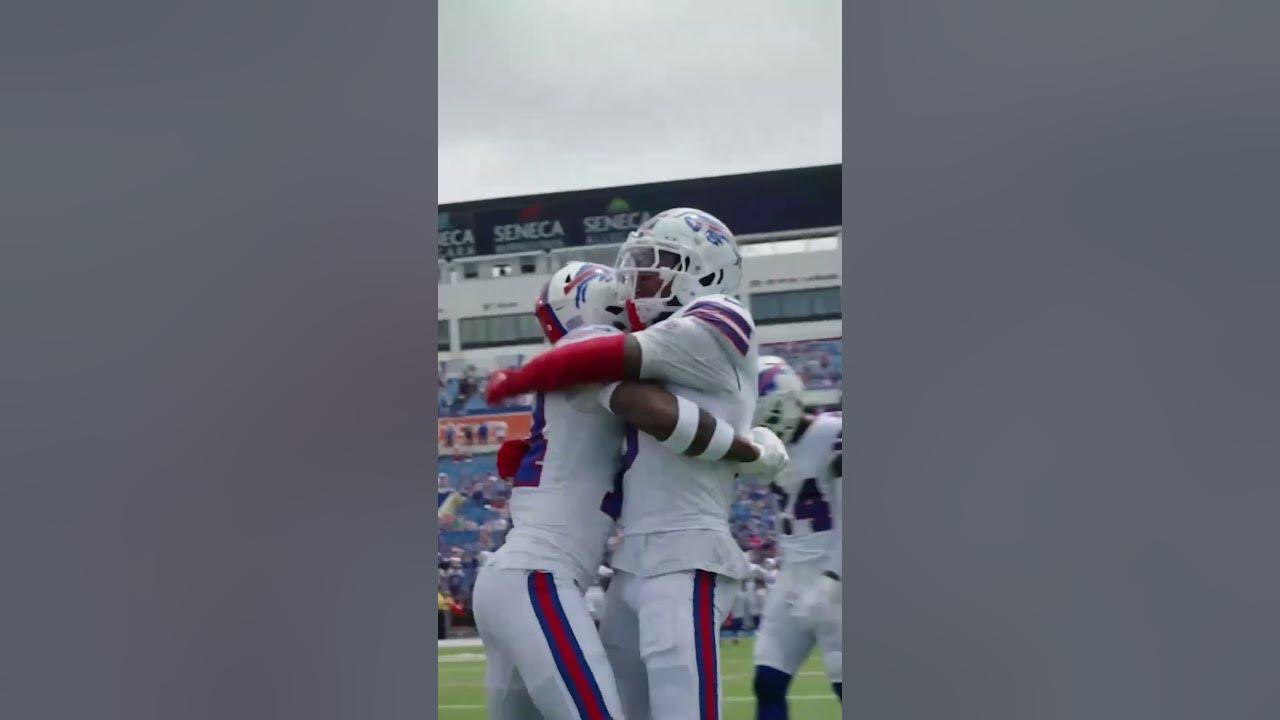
439 165 840 257
438 411 533 455
437 211 479 260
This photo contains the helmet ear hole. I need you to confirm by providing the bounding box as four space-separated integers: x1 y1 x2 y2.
699 273 717 287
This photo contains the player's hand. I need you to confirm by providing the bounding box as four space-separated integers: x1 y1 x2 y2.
496 437 531 480
738 426 789 479
485 370 517 405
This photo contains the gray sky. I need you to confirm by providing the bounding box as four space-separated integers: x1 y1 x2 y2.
438 0 842 204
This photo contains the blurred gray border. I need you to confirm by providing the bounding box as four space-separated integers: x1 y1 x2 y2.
844 1 1280 719
2 0 440 718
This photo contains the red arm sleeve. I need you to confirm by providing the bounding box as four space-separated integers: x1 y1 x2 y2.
486 334 627 404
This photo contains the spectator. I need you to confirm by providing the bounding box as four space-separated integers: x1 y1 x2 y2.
458 367 477 402
438 589 452 639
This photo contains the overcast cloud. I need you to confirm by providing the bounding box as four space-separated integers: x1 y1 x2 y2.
438 0 842 204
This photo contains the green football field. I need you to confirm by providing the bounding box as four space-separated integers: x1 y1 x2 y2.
438 636 840 719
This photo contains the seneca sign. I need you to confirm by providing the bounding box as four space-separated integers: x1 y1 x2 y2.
438 228 476 258
582 211 651 234
493 220 565 242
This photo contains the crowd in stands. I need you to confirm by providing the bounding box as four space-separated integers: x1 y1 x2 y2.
437 456 509 604
439 363 535 417
760 338 842 389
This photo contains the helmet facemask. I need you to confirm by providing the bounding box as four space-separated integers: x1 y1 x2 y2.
616 242 704 328
755 359 807 443
614 207 744 328
758 395 805 443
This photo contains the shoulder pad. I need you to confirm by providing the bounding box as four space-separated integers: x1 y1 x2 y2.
678 295 755 356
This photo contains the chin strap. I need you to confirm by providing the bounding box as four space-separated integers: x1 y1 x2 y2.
625 300 647 331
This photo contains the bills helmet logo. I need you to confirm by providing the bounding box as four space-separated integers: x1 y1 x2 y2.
683 213 731 246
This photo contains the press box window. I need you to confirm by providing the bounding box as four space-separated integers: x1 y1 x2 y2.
459 313 545 349
438 320 450 351
750 287 842 325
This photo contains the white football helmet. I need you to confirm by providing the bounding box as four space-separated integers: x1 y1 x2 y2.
534 262 627 343
614 207 743 328
754 356 806 443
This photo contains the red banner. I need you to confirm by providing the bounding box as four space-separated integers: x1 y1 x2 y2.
438 411 532 455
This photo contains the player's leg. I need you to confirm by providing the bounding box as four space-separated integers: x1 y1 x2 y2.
477 567 624 719
751 589 817 720
635 570 735 720
813 615 843 703
482 641 542 720
599 571 649 720
521 571 625 719
472 567 543 719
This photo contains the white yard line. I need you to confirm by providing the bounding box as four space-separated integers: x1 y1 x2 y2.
438 637 485 649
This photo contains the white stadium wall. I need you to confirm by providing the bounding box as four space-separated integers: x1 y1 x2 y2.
438 233 842 361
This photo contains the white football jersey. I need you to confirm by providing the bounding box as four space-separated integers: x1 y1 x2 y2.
609 294 758 580
486 326 625 591
770 411 843 574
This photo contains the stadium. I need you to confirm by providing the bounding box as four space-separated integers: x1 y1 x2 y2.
437 165 842 718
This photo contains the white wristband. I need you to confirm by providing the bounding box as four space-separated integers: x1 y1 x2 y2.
696 418 736 461
661 395 700 453
598 382 621 413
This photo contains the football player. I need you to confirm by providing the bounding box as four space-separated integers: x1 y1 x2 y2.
750 356 844 718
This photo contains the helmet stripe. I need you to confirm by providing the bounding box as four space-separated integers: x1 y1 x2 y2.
759 366 786 395
564 266 608 293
